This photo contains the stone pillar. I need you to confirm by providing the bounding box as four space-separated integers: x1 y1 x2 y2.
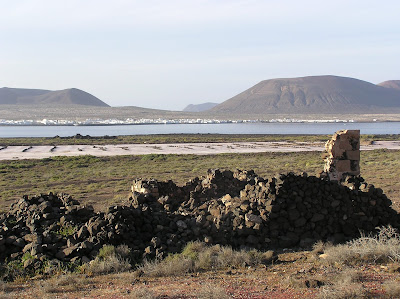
131 179 160 198
324 129 360 181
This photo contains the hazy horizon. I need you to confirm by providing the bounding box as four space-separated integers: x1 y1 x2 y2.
1 1 399 110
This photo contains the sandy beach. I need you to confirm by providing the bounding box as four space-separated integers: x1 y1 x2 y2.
0 141 399 160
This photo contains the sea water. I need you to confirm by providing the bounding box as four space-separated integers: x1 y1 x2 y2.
0 122 399 138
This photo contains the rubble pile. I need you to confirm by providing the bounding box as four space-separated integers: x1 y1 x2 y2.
1 169 398 272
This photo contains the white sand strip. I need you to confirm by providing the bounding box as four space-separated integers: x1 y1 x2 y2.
0 141 399 161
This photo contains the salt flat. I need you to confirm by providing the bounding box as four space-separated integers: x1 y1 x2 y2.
0 141 399 160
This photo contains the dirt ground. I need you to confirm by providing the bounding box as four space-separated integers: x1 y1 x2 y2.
4 249 400 298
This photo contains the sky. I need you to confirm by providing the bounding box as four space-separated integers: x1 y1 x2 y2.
1 0 399 110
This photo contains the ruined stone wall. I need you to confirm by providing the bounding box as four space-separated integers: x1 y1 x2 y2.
324 129 360 181
0 169 399 272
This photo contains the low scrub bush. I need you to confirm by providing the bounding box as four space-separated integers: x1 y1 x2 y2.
128 287 157 299
196 282 232 299
139 241 271 277
139 257 194 277
97 244 130 260
318 283 368 299
81 244 131 275
36 273 90 294
317 268 367 299
56 223 77 237
40 259 65 276
0 293 15 299
383 279 400 298
1 260 25 282
0 255 70 282
323 226 400 265
0 280 12 295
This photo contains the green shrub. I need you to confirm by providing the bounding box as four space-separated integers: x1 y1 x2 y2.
97 245 116 260
21 252 35 263
96 244 130 261
56 223 77 237
181 241 207 260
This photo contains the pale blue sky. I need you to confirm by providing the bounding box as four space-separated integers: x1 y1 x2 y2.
1 0 399 110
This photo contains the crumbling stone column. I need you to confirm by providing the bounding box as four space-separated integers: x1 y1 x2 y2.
131 179 160 198
324 129 360 181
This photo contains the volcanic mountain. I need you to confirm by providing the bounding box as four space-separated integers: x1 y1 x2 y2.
210 75 400 114
0 87 109 107
183 102 219 112
378 80 400 91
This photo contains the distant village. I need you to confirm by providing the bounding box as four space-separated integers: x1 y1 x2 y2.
0 118 356 126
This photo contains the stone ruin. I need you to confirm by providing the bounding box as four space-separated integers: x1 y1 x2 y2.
323 129 360 181
0 130 399 274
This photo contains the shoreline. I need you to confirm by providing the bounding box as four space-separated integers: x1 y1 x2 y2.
1 120 400 127
1 141 399 161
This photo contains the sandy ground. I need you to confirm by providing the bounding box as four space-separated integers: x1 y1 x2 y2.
0 141 399 160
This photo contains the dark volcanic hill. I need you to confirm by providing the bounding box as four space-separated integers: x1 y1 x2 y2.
183 102 219 112
378 80 400 91
0 87 109 107
210 76 400 114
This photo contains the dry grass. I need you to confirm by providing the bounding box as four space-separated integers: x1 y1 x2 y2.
317 227 400 297
36 273 91 294
81 244 131 275
0 293 18 299
0 281 14 299
139 257 194 277
316 268 368 298
383 279 400 298
318 283 368 299
194 245 260 270
312 240 329 255
330 268 363 286
322 226 400 266
139 241 272 278
1 242 400 298
196 282 232 299
127 287 157 299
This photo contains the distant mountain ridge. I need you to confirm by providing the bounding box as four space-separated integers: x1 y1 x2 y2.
183 102 219 112
210 75 400 114
378 80 400 90
0 87 109 107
